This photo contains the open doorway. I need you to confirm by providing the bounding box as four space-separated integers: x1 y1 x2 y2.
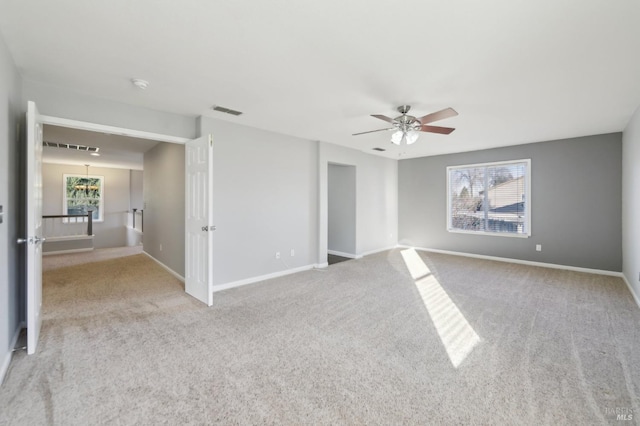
327 163 356 265
40 124 159 267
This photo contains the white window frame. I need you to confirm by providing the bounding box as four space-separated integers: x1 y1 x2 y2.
446 159 531 238
63 173 105 223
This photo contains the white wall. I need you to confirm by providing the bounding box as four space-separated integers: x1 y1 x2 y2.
42 163 131 249
319 142 398 264
623 106 640 302
198 117 319 285
328 164 356 255
0 31 23 384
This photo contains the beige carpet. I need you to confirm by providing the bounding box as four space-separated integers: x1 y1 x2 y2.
1 249 639 425
42 245 143 272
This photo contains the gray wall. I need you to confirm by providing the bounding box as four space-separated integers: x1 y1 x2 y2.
318 142 398 263
328 164 356 255
0 31 23 381
130 170 143 210
198 117 319 285
399 133 622 272
623 107 640 299
42 163 131 249
22 80 196 139
143 143 185 276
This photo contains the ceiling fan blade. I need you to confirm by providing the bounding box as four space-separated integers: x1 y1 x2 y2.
371 114 396 124
418 107 458 124
352 127 395 136
419 125 456 135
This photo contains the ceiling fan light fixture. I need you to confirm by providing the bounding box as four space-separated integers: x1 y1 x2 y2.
391 130 403 145
405 130 419 145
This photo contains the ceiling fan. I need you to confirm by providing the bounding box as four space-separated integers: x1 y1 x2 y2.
353 105 458 145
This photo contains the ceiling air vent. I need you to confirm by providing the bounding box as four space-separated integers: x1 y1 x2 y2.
43 141 100 153
211 105 243 116
372 147 386 152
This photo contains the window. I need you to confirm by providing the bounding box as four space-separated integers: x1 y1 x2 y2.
447 159 530 237
63 174 104 222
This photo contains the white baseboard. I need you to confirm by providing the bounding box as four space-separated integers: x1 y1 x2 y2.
621 274 640 309
399 245 624 277
212 264 318 293
143 252 185 282
1 323 24 386
315 262 329 269
43 248 93 256
327 246 397 260
327 250 357 259
359 245 398 258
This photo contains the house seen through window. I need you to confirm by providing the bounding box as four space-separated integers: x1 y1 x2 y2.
63 173 104 222
447 159 530 237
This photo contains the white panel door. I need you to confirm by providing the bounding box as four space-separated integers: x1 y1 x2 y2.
185 135 213 305
24 101 44 354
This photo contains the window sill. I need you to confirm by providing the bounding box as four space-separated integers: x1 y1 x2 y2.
447 229 531 238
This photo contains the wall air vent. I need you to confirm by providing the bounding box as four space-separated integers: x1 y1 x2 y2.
211 105 243 116
372 147 386 152
43 141 100 153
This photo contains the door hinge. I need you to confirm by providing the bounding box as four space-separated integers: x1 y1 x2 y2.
208 134 213 147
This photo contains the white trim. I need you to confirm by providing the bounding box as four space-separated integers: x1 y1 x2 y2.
40 115 190 144
143 252 185 282
212 264 318 293
43 248 93 256
446 158 531 238
399 245 624 277
44 235 93 242
1 322 25 386
447 229 530 238
327 250 357 259
621 274 640 309
315 262 329 269
447 158 532 170
358 245 397 258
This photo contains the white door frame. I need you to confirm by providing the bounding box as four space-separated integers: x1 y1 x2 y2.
39 115 190 144
38 115 191 275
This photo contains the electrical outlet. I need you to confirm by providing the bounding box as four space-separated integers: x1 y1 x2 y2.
535 244 542 252
290 249 295 257
275 252 280 259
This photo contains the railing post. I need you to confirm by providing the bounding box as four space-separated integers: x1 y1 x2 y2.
141 210 143 233
87 212 93 236
132 208 137 229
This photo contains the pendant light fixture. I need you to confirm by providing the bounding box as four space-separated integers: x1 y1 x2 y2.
74 164 99 195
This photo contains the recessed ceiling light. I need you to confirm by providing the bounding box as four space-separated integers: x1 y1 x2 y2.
131 78 149 90
90 152 100 157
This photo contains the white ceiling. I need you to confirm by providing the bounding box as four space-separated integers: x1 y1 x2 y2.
2 0 640 160
43 125 159 170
